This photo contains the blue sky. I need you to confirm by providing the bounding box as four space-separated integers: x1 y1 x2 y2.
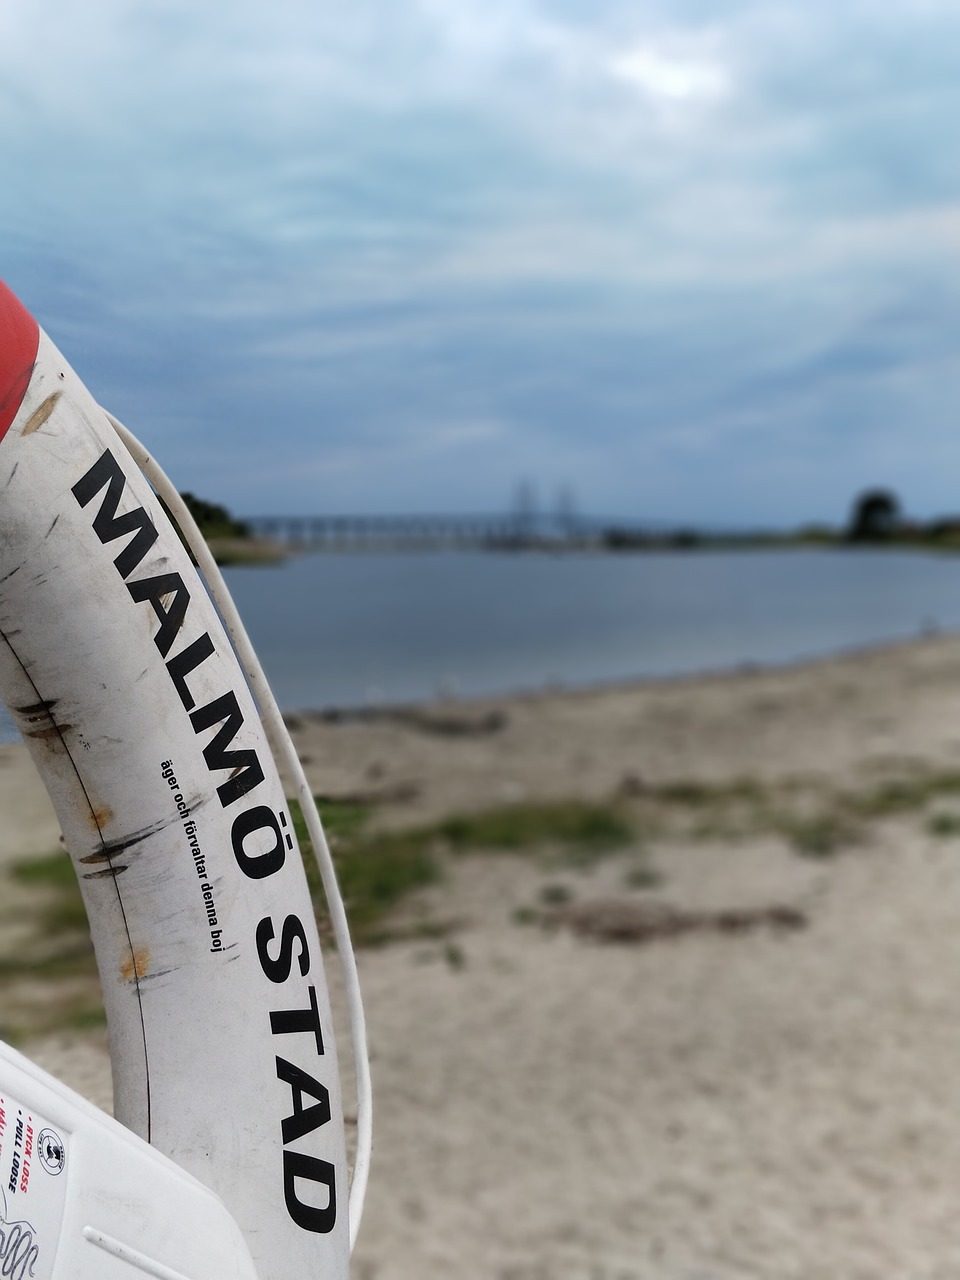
3 1 960 526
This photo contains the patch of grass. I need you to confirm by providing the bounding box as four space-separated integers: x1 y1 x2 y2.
293 796 637 943
621 776 782 848
624 861 662 890
653 778 764 807
63 1002 108 1031
437 801 633 856
337 833 441 945
512 906 538 926
927 812 960 837
289 794 374 857
312 796 375 844
0 936 96 980
291 798 440 946
619 765 960 860
4 983 110 1043
540 882 573 906
6 850 97 974
772 811 860 859
687 811 763 843
854 771 960 818
11 848 77 888
400 918 459 942
0 849 110 1039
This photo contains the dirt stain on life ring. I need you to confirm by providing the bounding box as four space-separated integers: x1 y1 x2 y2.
87 804 114 831
121 948 150 982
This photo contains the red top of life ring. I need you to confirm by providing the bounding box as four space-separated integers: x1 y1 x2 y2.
0 281 40 443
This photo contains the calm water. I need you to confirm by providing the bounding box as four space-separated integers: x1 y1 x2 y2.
3 548 960 742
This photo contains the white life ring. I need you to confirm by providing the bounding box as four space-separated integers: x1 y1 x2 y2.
0 281 370 1280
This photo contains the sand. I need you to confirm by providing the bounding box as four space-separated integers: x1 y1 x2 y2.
7 635 960 1278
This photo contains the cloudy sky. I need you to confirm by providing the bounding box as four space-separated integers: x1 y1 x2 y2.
2 1 960 526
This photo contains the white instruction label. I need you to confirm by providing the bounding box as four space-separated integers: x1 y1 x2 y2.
0 1092 68 1280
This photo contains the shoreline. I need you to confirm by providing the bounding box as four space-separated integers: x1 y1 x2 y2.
0 624 930 750
277 628 960 828
6 623 960 843
294 624 955 713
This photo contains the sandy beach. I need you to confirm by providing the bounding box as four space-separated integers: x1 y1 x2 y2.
7 635 960 1277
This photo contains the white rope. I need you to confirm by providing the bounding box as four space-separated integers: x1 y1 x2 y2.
103 411 372 1253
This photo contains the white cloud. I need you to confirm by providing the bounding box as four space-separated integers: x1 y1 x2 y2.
608 45 729 102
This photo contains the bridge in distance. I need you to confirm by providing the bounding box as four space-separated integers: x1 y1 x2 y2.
242 513 701 551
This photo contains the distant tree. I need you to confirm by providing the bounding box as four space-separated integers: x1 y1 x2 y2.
180 492 250 539
847 489 900 541
602 526 644 551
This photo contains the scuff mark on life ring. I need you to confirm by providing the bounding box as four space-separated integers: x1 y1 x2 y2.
21 391 62 436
